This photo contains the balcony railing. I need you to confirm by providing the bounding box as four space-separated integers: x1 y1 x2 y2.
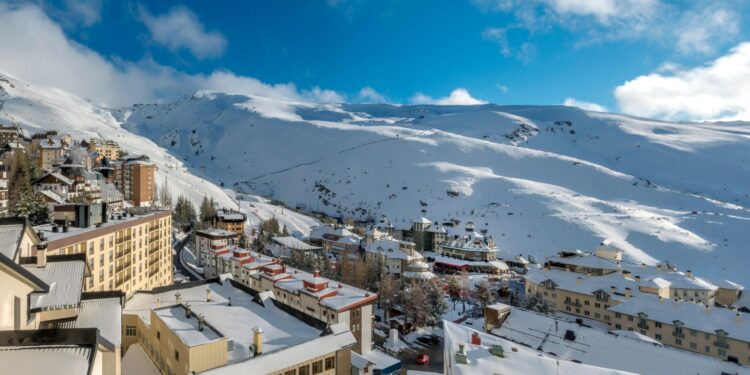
714 341 729 349
563 300 582 308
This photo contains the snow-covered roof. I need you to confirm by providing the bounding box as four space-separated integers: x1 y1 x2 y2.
25 259 85 311
215 209 246 221
39 137 63 149
364 239 414 260
203 322 356 375
546 254 620 271
39 189 66 204
33 171 74 186
335 235 361 245
0 218 26 260
261 267 377 311
309 225 358 240
402 270 436 280
414 216 432 224
124 280 324 363
444 320 635 375
491 306 749 375
34 210 170 243
272 236 321 251
196 228 237 238
52 297 122 347
609 294 750 342
440 232 497 252
0 346 94 375
155 305 224 346
359 349 401 372
430 252 509 270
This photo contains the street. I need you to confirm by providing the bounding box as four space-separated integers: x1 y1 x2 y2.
172 234 200 282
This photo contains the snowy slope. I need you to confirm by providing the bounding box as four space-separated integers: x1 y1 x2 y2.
0 73 320 235
118 91 750 287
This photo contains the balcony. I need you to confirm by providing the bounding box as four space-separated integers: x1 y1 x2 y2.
713 341 729 349
564 300 582 308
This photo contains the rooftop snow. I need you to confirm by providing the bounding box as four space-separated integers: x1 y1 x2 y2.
34 210 169 244
52 297 122 347
492 305 750 375
25 260 85 311
272 236 321 251
155 305 224 347
0 219 24 260
444 320 634 375
0 346 93 375
124 281 322 362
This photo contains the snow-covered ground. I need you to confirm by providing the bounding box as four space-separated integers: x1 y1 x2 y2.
3 71 750 287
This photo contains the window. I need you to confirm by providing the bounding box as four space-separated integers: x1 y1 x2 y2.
655 334 662 340
595 303 601 308
284 371 296 375
125 326 136 336
690 342 697 350
312 360 323 374
675 338 682 346
615 324 622 329
718 349 727 357
705 346 710 353
615 313 621 319
584 301 590 306
175 351 179 361
157 331 160 340
655 322 662 328
298 365 309 375
325 357 335 370
627 316 633 322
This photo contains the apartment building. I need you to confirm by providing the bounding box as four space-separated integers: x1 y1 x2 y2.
120 156 156 207
308 225 362 256
268 236 323 258
194 228 239 269
208 209 247 237
0 125 22 147
88 138 121 162
34 204 173 297
525 249 749 365
35 136 68 171
122 280 356 375
436 229 499 262
363 237 435 280
198 241 377 354
0 217 123 375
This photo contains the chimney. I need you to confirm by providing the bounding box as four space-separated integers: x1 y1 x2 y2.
156 297 161 307
471 332 481 346
314 269 320 278
198 314 205 331
610 285 616 294
736 312 742 323
227 297 232 306
705 304 711 314
185 303 192 318
658 296 664 304
206 288 212 302
686 270 693 279
576 277 582 285
36 244 47 268
624 287 631 299
175 292 182 304
37 231 45 241
640 263 646 270
635 275 641 283
253 327 264 355
63 221 69 233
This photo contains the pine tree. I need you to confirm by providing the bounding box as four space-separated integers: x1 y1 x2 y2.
15 186 49 225
8 151 33 214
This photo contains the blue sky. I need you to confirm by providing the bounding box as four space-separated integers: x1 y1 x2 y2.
1 0 750 120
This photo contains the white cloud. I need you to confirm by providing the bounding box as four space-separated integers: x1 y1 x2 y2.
62 0 102 27
496 83 509 93
357 86 387 103
477 0 741 56
563 97 607 112
0 4 343 107
137 5 226 60
411 88 488 106
614 42 750 121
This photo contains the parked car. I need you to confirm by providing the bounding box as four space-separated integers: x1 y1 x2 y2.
417 335 434 345
415 353 430 365
426 334 441 345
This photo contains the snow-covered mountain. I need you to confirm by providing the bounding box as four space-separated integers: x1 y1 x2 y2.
0 73 320 237
2 71 749 286
119 91 750 286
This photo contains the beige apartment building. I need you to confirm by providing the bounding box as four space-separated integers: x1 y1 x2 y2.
89 138 121 162
525 249 749 365
208 209 247 237
122 280 356 375
34 204 173 297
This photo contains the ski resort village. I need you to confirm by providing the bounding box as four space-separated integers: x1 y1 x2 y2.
2 1 750 374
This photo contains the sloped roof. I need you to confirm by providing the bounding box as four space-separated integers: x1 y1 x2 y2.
25 259 85 311
0 218 26 260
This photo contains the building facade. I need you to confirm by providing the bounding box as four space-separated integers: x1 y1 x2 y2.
88 139 121 162
35 206 173 297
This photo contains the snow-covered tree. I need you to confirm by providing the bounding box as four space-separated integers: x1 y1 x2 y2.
423 277 448 326
199 195 217 223
476 279 496 310
378 273 397 321
522 293 555 314
158 177 173 209
15 187 49 225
